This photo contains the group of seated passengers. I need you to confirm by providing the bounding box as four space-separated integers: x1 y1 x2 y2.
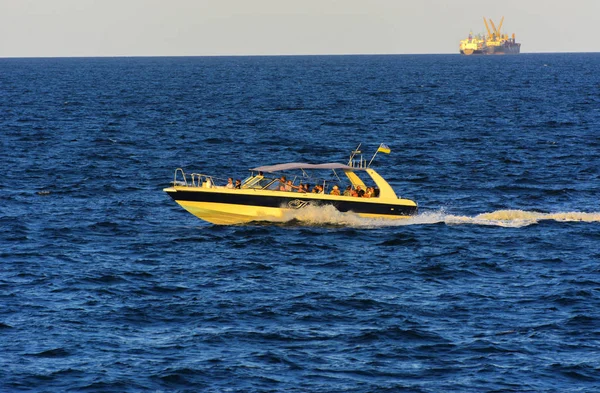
275 176 377 197
342 185 377 198
227 175 379 197
225 177 241 189
277 177 295 192
277 177 320 193
328 184 377 197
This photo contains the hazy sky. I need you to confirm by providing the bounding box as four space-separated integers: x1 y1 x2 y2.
1 0 598 57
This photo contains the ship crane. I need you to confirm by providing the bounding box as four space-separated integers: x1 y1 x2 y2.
497 16 505 39
487 17 506 40
489 19 499 39
497 17 504 33
483 17 493 40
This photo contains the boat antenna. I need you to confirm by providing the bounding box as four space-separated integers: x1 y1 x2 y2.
348 143 362 167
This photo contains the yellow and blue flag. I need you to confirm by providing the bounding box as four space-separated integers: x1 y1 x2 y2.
377 143 391 154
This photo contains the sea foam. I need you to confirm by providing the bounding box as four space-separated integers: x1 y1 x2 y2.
272 206 600 228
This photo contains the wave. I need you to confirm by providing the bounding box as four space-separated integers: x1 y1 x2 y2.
267 206 600 228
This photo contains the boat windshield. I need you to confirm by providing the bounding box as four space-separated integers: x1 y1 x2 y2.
242 175 272 189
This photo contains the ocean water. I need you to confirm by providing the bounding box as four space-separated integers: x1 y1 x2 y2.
1 54 600 392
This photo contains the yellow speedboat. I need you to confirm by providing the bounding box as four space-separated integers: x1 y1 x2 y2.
163 145 418 225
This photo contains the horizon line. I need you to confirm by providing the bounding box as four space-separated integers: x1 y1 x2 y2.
1 51 599 60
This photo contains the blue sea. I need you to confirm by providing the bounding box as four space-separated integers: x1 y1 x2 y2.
1 54 600 392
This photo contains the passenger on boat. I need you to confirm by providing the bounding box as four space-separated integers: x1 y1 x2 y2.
343 186 352 196
278 176 287 191
235 179 241 189
330 185 340 196
364 187 373 198
225 178 234 189
297 183 306 193
356 185 365 197
285 180 293 192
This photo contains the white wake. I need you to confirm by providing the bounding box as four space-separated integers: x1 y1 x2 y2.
271 206 600 228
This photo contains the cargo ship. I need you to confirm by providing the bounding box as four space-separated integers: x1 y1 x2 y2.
459 17 521 55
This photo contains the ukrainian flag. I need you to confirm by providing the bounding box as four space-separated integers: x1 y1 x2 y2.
377 143 391 154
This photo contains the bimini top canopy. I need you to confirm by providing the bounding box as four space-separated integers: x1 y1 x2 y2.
251 162 366 173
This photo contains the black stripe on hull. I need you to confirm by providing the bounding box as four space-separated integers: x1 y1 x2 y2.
167 190 418 217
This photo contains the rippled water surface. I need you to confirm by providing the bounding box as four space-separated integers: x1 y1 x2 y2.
1 54 600 392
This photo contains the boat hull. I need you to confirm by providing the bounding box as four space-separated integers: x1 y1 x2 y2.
164 187 418 225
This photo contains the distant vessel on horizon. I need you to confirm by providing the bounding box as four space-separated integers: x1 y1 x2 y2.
459 17 521 55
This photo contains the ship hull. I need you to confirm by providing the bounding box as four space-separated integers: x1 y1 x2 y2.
486 44 521 55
